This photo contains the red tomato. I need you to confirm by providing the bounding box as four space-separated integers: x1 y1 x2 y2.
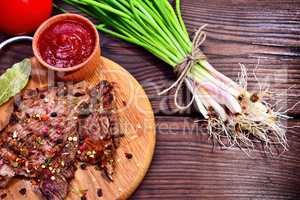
0 0 53 35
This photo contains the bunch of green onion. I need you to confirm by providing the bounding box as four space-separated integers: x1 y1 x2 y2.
64 0 289 151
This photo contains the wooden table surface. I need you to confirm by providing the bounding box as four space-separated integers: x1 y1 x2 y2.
0 0 300 199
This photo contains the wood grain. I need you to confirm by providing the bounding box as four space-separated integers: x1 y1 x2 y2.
131 116 300 200
0 57 156 200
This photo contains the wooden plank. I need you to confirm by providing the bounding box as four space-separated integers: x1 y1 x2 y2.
131 116 300 199
1 0 300 116
0 1 298 200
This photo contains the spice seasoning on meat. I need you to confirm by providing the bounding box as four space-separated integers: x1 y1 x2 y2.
0 81 121 199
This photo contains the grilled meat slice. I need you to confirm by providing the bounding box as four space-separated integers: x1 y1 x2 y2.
77 81 121 180
0 80 120 199
0 83 86 179
38 129 79 200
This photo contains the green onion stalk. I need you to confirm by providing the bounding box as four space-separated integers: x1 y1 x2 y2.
64 0 289 151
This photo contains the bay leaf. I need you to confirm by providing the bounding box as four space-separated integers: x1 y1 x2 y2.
0 59 31 106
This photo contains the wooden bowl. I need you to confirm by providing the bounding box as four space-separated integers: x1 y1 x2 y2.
32 13 100 81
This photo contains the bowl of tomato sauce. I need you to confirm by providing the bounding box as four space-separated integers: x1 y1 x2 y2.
32 13 100 81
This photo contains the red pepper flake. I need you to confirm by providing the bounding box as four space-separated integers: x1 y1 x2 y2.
79 144 86 152
15 157 25 166
41 115 49 121
0 193 7 199
56 128 62 135
125 153 133 160
42 127 49 133
19 188 26 195
31 179 39 186
96 188 103 197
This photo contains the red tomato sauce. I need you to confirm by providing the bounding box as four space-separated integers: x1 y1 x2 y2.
38 20 95 68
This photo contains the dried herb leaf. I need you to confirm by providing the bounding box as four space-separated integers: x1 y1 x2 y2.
0 59 31 106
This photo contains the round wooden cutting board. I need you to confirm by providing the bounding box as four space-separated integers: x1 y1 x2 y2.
0 57 156 200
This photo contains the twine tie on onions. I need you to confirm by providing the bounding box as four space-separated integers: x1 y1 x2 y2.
158 25 207 110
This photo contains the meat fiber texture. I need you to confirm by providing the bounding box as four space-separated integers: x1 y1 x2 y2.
0 80 121 200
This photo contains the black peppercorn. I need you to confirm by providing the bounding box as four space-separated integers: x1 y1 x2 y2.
55 138 63 145
125 153 133 160
39 94 45 99
19 188 26 195
96 188 103 197
50 112 57 117
80 163 87 170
